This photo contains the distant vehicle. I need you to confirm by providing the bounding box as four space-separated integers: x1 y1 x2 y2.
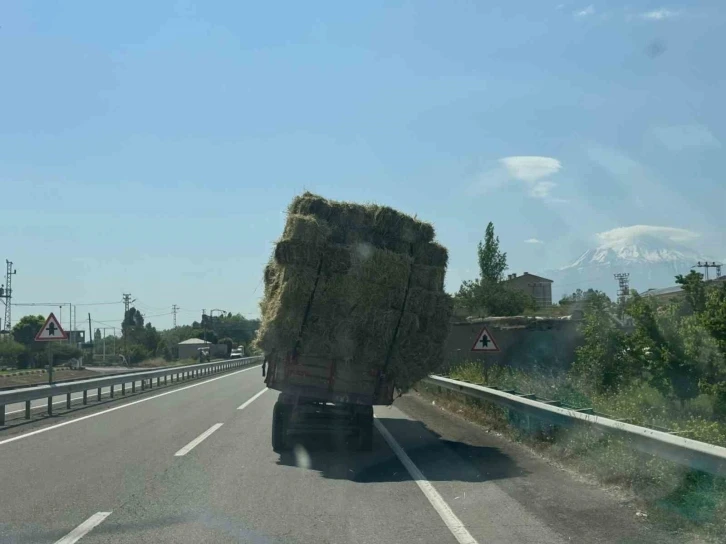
230 348 244 358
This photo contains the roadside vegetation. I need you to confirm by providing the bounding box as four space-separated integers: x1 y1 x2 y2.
436 268 726 540
0 310 260 369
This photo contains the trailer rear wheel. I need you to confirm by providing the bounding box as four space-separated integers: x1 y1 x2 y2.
272 401 289 452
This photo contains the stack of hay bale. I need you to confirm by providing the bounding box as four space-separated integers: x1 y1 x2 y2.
256 192 452 394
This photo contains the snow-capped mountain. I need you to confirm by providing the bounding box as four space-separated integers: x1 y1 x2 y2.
548 226 713 301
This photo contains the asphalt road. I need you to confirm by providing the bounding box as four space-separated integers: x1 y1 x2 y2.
0 365 680 544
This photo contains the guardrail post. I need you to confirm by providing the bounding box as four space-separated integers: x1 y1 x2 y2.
164 375 168 385
132 381 136 393
83 390 88 405
25 400 31 419
48 396 53 416
97 388 102 401
67 393 71 409
110 385 114 398
0 405 4 426
141 379 145 391
122 383 126 395
157 377 160 387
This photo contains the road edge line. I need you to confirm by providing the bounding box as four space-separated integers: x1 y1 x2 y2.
54 511 111 544
373 417 479 544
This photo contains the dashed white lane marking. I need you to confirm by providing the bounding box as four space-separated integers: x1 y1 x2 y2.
0 365 261 447
174 423 224 457
237 388 268 410
54 511 111 544
374 417 479 544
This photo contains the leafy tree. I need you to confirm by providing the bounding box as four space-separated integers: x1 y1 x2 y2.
195 329 219 345
626 294 700 402
703 283 726 357
0 340 27 368
477 222 507 282
122 307 144 335
675 271 707 314
218 337 234 357
155 339 173 361
94 328 102 344
126 344 149 365
571 293 635 393
455 222 536 316
11 315 46 348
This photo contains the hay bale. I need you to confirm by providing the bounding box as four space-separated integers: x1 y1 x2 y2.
288 192 435 247
282 214 331 245
412 242 448 267
410 265 445 291
258 192 451 394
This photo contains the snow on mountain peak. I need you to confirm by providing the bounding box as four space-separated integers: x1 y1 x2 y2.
561 225 703 270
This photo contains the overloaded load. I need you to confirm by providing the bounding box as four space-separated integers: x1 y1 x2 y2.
256 192 452 392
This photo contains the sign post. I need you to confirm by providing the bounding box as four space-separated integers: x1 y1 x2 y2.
35 313 68 390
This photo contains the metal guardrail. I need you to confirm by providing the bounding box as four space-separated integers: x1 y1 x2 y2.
0 356 263 425
424 375 726 477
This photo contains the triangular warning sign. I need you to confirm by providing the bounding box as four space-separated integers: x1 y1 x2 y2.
35 313 68 342
471 325 500 352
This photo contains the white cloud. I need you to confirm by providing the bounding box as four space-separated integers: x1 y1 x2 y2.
596 225 699 247
641 8 679 20
499 156 562 183
574 5 595 17
652 125 721 151
529 180 557 198
525 238 544 244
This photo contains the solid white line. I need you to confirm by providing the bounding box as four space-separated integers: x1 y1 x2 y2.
237 388 268 410
54 511 111 544
373 418 479 544
174 423 223 456
0 365 261 447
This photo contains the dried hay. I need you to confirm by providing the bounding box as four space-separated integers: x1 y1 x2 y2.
257 192 452 394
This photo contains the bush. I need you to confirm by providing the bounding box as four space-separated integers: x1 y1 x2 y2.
126 344 150 365
0 340 27 368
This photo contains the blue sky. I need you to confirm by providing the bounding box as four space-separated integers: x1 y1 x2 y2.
1 1 724 330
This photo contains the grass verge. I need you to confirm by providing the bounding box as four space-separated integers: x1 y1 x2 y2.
419 363 726 542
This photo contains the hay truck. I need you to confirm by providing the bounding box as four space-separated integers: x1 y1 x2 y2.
258 193 451 452
264 351 395 451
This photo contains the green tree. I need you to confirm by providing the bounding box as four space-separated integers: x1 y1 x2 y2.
571 293 635 393
0 340 27 368
218 337 234 357
477 222 507 282
155 339 173 361
456 222 536 316
94 328 102 344
675 271 707 314
11 315 46 348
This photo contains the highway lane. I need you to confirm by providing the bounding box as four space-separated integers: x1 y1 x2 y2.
0 366 679 544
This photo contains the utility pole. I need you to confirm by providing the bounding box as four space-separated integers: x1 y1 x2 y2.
1 260 17 330
202 309 206 342
88 313 93 351
693 261 723 281
122 293 134 357
172 304 179 328
613 273 630 317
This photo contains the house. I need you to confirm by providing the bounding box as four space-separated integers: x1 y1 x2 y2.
503 272 553 307
642 275 726 302
177 337 212 360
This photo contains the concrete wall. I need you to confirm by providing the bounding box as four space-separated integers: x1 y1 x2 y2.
441 316 583 373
